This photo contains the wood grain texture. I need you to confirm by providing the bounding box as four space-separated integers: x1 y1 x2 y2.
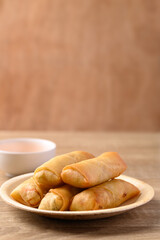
0 131 160 239
0 0 160 131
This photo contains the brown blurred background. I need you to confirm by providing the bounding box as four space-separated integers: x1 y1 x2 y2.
0 0 160 131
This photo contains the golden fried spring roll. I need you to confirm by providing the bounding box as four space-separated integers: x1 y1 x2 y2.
10 177 45 207
34 151 94 191
70 179 140 211
38 185 80 211
61 152 127 188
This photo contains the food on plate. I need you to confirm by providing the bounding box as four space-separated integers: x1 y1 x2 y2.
39 185 80 211
10 150 140 213
70 179 140 211
34 151 94 191
61 152 127 188
10 177 45 207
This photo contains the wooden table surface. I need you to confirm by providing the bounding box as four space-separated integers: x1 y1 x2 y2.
0 131 159 240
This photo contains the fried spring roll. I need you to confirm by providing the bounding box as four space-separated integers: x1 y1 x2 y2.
10 177 45 207
34 151 94 191
38 185 80 211
70 179 140 211
61 152 127 188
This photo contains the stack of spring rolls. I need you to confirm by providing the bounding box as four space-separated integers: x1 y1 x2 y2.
11 151 140 211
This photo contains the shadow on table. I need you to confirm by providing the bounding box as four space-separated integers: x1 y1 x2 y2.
14 200 159 237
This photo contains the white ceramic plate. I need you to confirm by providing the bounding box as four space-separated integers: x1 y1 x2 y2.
0 173 154 220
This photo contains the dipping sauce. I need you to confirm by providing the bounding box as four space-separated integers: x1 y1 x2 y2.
0 139 53 153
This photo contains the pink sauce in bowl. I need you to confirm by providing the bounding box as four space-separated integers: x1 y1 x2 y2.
0 139 55 153
0 138 56 176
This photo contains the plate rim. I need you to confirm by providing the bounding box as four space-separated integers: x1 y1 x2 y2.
0 173 155 217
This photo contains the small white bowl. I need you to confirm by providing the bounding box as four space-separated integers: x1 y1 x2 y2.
0 138 56 176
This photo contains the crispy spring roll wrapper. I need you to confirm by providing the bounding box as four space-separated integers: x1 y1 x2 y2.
34 151 94 191
10 177 45 207
61 152 127 188
38 185 81 211
70 179 140 211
